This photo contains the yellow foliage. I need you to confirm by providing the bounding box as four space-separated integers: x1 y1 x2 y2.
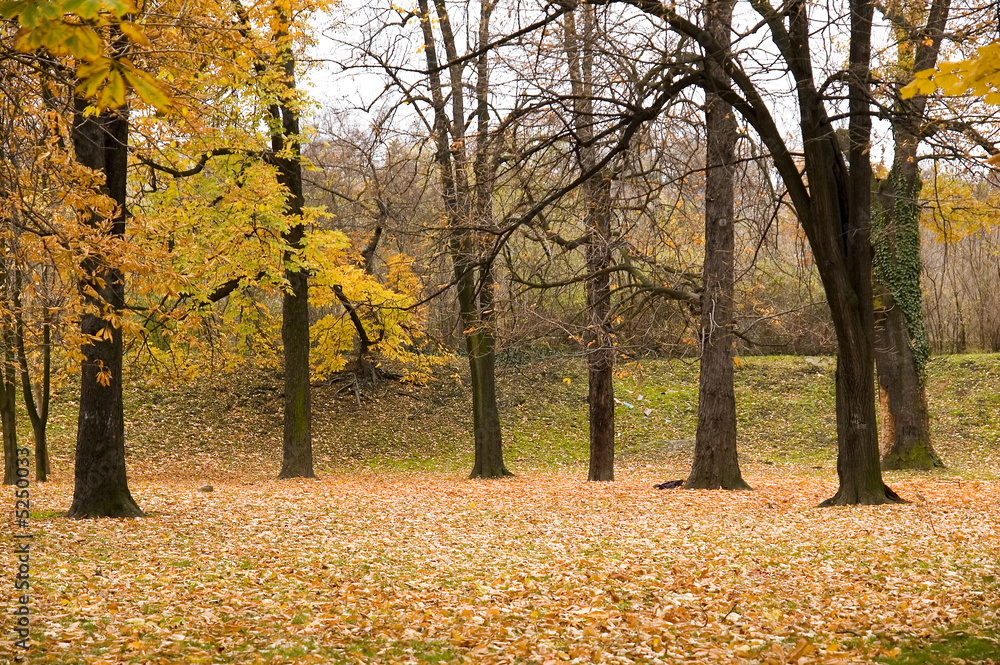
2 0 169 110
902 42 1000 105
921 171 1000 243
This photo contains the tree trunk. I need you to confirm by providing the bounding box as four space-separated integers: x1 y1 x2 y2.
871 121 941 473
458 252 510 479
467 334 508 478
687 0 749 491
13 269 51 481
67 100 142 518
31 321 51 482
871 138 941 474
870 0 950 470
417 0 510 478
270 11 314 480
467 1 509 479
585 176 615 482
1 319 16 486
874 297 939 468
279 258 313 478
818 0 900 505
586 346 615 481
563 5 617 481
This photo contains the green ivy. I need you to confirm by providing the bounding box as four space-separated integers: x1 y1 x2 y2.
872 169 930 382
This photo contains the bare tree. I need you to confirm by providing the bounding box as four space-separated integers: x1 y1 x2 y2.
613 0 902 504
686 0 749 490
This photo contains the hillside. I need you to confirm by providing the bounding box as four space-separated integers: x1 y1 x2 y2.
39 353 1000 484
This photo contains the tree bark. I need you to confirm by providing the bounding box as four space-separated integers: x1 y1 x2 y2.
563 5 617 481
874 294 939 468
687 0 749 491
871 0 950 470
279 252 313 479
872 166 938 471
231 0 315 478
464 301 508 479
467 0 509 479
586 177 615 482
1 310 17 486
67 99 142 518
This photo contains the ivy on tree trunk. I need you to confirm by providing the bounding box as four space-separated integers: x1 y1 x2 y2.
870 0 950 471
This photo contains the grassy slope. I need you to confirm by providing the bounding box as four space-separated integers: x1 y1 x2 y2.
40 353 1000 483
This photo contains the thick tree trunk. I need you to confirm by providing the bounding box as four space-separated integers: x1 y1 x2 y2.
587 351 615 481
67 100 142 518
871 123 939 473
458 254 510 479
467 334 508 478
871 147 940 473
279 258 314 478
818 0 901 506
563 5 617 481
871 0 950 470
875 299 939 469
687 0 749 491
417 0 509 479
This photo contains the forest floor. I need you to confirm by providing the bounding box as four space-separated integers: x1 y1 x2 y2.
4 354 1000 663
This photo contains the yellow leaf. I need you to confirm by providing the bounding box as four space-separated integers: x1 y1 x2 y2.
62 24 102 60
96 69 125 108
900 76 936 99
563 377 571 384
787 638 815 660
122 65 171 112
119 20 150 47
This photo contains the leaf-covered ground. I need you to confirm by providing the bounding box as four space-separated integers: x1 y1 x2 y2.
5 354 1000 663
6 472 1000 664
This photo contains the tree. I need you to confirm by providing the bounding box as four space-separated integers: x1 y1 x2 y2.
13 266 53 482
686 0 749 490
561 4 616 481
2 0 172 515
135 0 322 479
871 0 950 470
0 256 17 486
248 0 315 479
411 0 511 478
67 93 143 518
616 0 902 504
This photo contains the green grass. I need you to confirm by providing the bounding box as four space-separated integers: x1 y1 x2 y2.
879 629 1000 664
